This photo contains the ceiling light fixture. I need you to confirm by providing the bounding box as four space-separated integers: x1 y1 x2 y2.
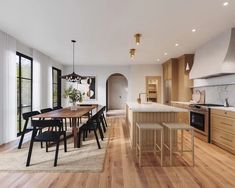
135 33 142 45
223 2 229 6
175 43 179 47
192 29 196 33
61 40 85 82
164 52 168 56
157 58 160 62
130 48 136 59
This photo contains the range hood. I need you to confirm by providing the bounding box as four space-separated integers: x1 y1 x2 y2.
190 28 235 79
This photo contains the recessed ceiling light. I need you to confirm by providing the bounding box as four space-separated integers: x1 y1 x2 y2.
192 29 196 33
175 43 179 47
223 2 229 6
164 52 167 56
157 58 160 62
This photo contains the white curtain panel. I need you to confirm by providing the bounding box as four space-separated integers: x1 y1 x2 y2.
33 49 54 110
0 31 17 144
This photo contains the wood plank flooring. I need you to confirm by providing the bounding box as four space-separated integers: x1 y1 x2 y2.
0 117 235 188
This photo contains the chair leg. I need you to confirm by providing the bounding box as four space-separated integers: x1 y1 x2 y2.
40 129 43 148
103 114 108 127
46 142 49 152
64 132 67 152
97 123 104 141
26 137 35 167
94 130 101 149
101 118 106 133
83 129 86 141
54 141 60 167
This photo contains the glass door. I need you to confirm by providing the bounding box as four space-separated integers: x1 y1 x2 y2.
17 52 33 136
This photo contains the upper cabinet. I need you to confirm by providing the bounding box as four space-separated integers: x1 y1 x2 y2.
162 54 194 104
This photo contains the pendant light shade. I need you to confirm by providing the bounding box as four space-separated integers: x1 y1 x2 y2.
61 40 84 82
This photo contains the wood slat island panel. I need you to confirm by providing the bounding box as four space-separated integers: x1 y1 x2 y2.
126 103 187 149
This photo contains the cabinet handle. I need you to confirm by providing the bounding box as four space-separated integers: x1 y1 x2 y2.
220 122 232 127
220 136 232 142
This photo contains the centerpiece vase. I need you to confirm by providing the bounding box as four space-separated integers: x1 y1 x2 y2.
70 101 77 111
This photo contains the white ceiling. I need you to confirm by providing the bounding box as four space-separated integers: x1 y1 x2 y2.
0 0 235 65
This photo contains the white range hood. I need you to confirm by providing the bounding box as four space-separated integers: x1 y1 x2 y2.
190 28 235 79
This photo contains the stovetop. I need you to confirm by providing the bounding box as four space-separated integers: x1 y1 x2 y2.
194 104 224 107
189 103 224 111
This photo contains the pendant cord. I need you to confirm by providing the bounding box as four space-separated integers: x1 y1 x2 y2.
72 41 75 73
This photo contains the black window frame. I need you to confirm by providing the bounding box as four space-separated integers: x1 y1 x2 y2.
16 52 33 136
52 67 62 108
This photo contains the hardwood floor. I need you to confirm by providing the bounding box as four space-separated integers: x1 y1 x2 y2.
0 117 235 188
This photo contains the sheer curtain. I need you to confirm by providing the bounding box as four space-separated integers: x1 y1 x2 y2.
0 30 17 144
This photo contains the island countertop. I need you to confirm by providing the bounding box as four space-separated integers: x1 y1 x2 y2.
126 102 188 112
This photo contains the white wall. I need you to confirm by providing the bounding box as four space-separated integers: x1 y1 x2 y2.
130 64 163 103
63 64 163 106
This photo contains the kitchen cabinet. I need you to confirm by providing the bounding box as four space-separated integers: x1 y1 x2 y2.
162 54 194 104
162 58 178 104
211 108 235 154
177 54 194 101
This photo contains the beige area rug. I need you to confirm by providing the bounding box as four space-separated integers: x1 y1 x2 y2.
0 131 109 173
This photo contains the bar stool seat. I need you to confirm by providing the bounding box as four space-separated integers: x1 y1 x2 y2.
136 123 164 166
162 122 194 166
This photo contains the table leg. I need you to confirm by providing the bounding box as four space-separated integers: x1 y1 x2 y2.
72 118 79 148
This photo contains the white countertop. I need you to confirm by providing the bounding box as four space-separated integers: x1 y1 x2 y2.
171 101 195 105
211 106 235 112
127 102 188 112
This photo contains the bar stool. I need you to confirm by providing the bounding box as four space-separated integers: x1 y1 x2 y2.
136 123 164 167
162 123 194 166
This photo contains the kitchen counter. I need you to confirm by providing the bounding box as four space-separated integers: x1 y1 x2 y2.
126 102 188 149
210 106 235 112
171 101 195 106
126 102 188 112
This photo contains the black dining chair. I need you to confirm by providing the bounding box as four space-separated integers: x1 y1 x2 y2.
40 108 53 114
77 110 104 149
18 111 42 149
26 119 67 167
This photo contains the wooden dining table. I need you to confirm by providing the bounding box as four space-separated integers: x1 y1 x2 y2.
33 104 98 148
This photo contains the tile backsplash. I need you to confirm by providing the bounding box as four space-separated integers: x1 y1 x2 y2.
194 85 235 106
193 74 235 106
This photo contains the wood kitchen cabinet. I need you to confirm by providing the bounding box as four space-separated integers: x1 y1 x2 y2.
177 54 194 101
162 58 178 104
211 108 235 154
162 54 194 104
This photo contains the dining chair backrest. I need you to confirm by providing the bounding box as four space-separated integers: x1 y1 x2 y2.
22 111 40 121
40 108 53 114
32 119 63 130
53 106 63 110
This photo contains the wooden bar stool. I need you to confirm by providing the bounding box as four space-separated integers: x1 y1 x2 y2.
136 123 164 167
162 122 194 166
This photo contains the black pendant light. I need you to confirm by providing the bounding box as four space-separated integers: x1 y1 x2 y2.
61 40 85 82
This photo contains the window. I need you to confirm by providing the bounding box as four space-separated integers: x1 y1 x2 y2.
52 67 61 108
16 52 33 136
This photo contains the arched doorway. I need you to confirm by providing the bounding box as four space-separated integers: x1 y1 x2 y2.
106 73 128 112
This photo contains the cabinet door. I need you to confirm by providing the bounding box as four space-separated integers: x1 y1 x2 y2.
167 62 172 80
163 64 168 80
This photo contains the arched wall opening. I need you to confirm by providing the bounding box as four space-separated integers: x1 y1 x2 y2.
106 73 128 111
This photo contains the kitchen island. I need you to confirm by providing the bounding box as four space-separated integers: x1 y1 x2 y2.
126 102 188 149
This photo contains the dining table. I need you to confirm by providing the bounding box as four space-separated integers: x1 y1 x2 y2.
33 104 98 148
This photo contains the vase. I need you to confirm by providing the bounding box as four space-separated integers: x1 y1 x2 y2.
70 102 77 111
